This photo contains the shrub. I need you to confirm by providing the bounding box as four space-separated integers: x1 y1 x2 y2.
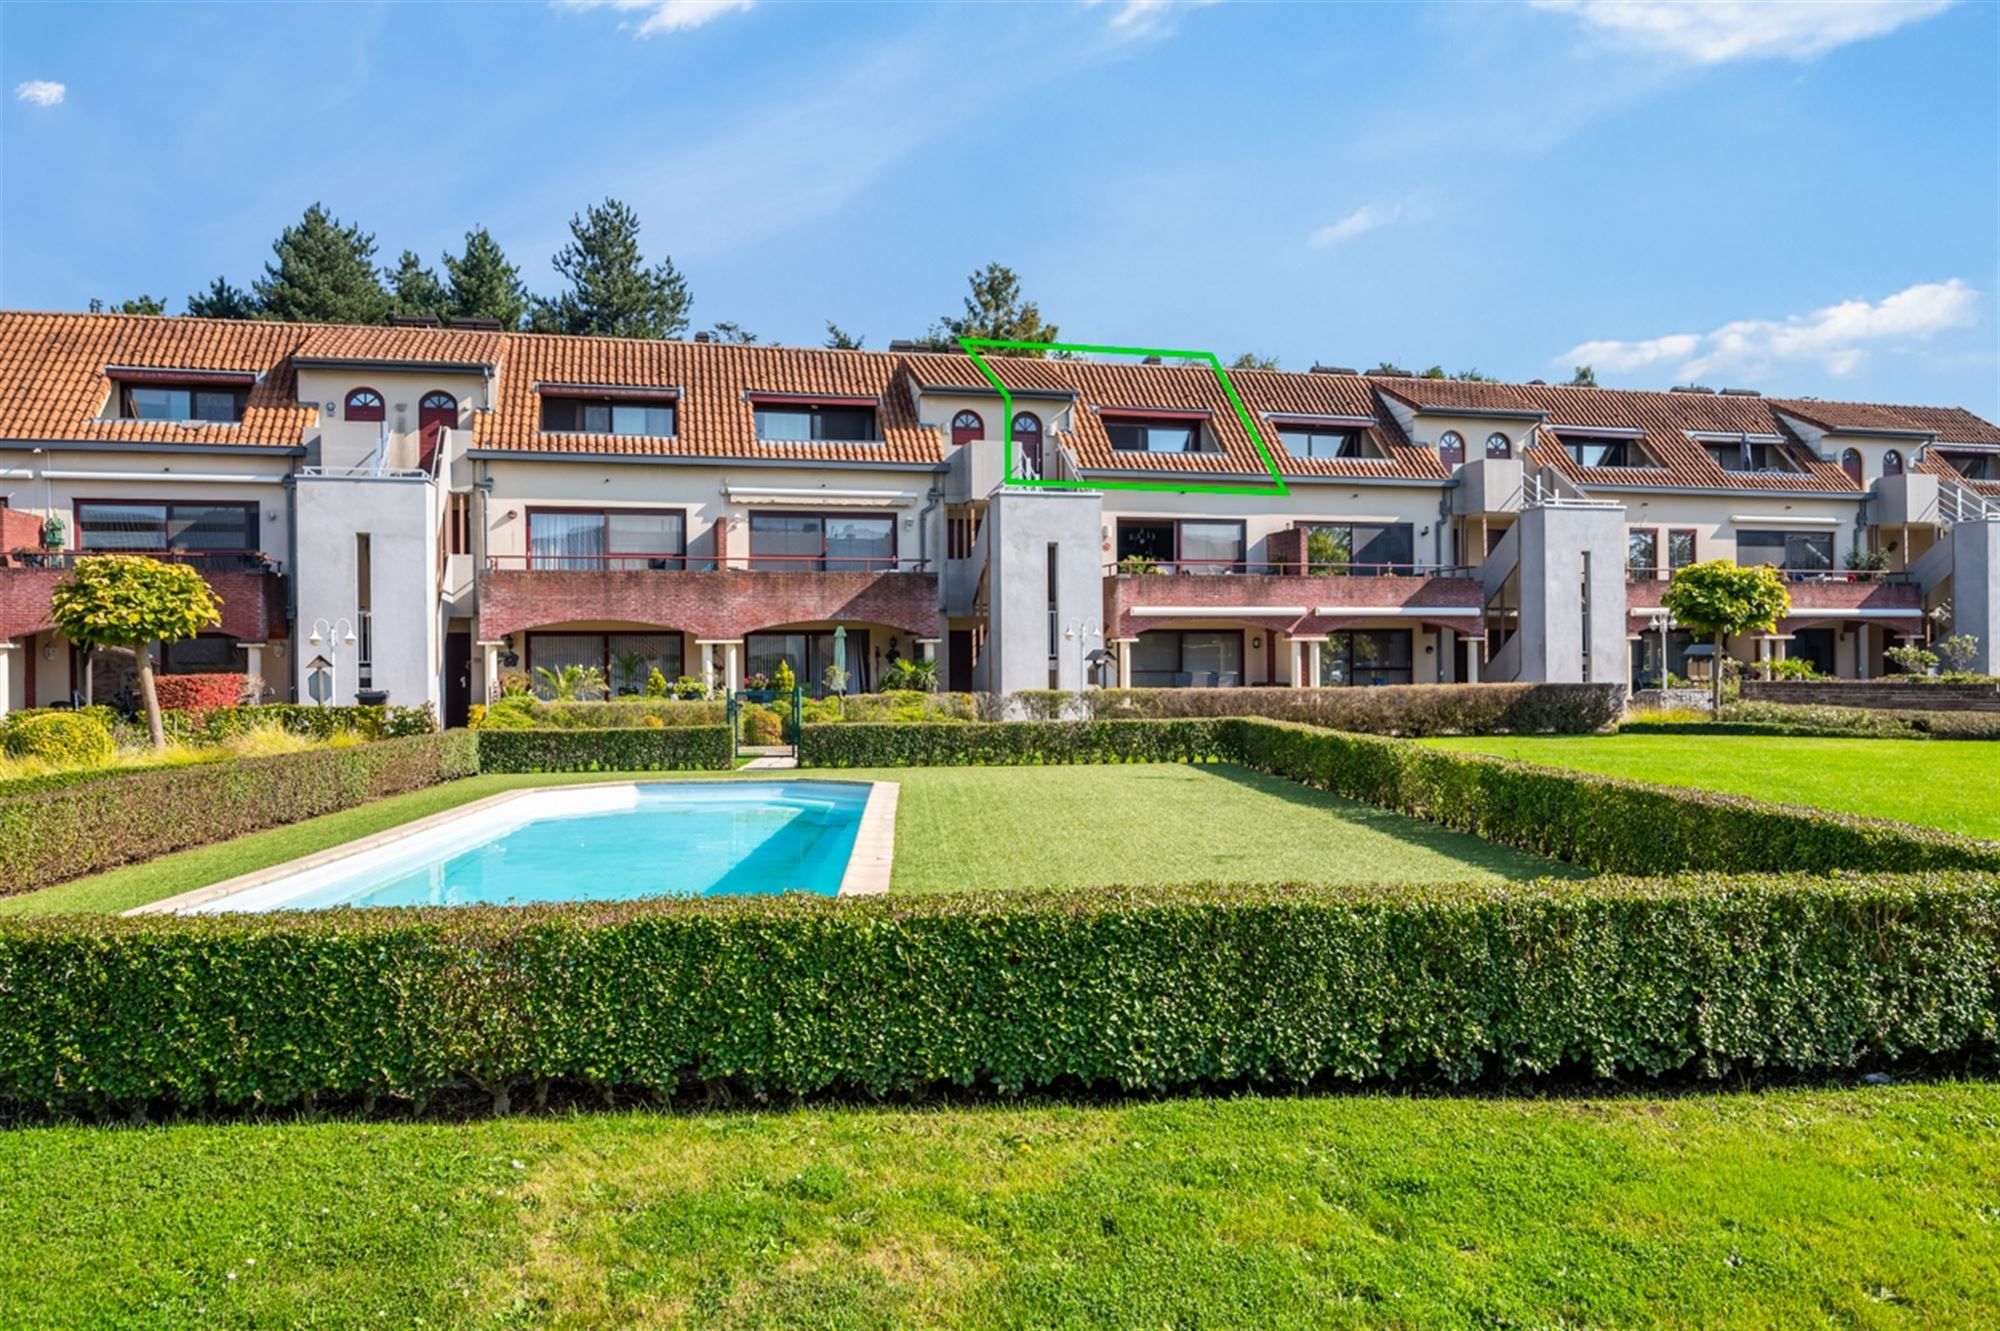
801 720 1223 767
475 726 732 773
3 872 1994 1117
473 697 725 730
1220 718 2000 875
2 712 115 767
882 658 938 693
741 706 784 746
643 668 670 698
1768 657 1822 681
0 732 479 894
1069 684 1625 736
169 703 438 744
1886 645 1939 676
152 672 249 713
1935 635 1981 675
800 692 981 726
673 675 708 701
1670 702 2000 741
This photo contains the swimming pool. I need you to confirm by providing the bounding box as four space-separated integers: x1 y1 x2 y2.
177 781 883 913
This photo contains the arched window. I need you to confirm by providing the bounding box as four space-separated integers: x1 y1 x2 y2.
417 391 459 470
1883 449 1904 476
1437 431 1465 467
1012 411 1044 475
950 410 983 447
1840 448 1864 484
345 387 385 422
1485 431 1512 459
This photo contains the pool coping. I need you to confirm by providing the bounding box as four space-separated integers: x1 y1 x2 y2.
124 777 900 915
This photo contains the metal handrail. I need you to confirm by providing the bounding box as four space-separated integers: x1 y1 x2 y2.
485 552 930 573
1108 559 1481 578
3 548 280 573
1625 565 1913 584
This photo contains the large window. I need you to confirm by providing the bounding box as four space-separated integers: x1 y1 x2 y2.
1278 426 1377 460
540 395 677 438
527 632 683 696
1561 434 1649 468
1320 629 1414 686
76 500 257 553
1115 519 1246 574
1105 416 1205 454
116 383 245 423
1668 528 1697 569
748 512 896 570
1705 440 1797 473
527 509 686 570
1127 630 1244 687
753 402 877 441
746 629 874 695
1627 528 1658 577
1737 528 1833 571
1302 522 1416 575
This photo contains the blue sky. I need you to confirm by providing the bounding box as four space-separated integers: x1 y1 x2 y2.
3 0 1995 415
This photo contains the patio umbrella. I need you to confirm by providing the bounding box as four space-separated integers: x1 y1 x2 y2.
832 624 847 693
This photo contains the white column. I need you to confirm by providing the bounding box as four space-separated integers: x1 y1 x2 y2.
916 638 937 661
1465 644 1481 684
1290 639 1306 688
1116 640 1134 688
700 642 716 695
1306 641 1323 688
480 643 500 702
725 642 742 694
1856 625 1870 680
0 643 12 717
243 645 265 703
1757 637 1772 679
82 648 94 705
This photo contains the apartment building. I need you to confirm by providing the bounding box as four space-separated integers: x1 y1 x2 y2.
2 311 1997 721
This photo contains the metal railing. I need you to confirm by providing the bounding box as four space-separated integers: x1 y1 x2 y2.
1625 565 1912 584
1108 559 1479 578
2 548 280 573
1940 476 1997 524
485 552 930 573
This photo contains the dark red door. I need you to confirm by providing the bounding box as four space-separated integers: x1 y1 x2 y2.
418 391 458 470
950 410 983 447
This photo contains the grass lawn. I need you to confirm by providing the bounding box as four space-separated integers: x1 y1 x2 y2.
0 762 1567 917
4 1081 1995 1330
1423 734 2000 840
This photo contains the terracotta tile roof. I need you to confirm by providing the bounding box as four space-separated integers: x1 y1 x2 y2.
0 311 314 448
0 313 1993 495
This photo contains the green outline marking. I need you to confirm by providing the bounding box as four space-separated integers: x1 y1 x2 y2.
958 337 1291 497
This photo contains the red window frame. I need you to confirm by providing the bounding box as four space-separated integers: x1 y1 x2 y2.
950 410 983 447
345 387 386 422
73 498 259 554
524 506 690 570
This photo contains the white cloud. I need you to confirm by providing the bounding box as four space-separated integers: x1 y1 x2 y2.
1558 279 1979 382
1086 0 1221 40
1308 194 1431 248
14 81 66 108
558 0 753 37
1531 0 1955 64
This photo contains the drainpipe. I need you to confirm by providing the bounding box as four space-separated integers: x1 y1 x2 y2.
917 481 943 570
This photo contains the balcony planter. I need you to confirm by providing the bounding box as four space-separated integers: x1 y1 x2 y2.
354 688 390 706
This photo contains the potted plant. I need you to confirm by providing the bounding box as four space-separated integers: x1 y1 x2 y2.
41 515 65 550
740 671 773 701
1116 554 1159 576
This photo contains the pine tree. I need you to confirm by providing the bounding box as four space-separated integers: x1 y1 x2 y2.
186 278 258 319
1569 365 1598 387
824 322 864 350
528 198 690 339
1231 352 1279 370
933 263 1058 356
443 227 528 329
385 250 449 320
253 204 390 325
91 295 166 315
702 321 757 344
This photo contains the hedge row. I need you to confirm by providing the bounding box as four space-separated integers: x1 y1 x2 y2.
799 720 1224 767
476 726 734 773
3 872 1993 1115
476 697 728 730
0 732 479 894
1012 683 1627 735
1220 718 2000 876
168 703 438 744
1684 701 2000 741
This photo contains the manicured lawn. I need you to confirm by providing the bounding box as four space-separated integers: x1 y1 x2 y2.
1423 734 2000 839
4 1082 1995 1329
0 762 1566 916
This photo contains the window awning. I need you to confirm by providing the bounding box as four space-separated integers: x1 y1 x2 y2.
723 485 918 508
104 366 257 387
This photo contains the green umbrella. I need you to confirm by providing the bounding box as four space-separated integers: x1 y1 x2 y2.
832 624 847 694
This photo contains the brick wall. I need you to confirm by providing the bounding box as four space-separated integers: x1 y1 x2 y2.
1104 571 1484 638
480 568 940 641
1740 681 2000 713
0 565 284 642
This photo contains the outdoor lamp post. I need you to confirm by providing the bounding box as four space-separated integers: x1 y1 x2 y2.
307 617 357 708
1063 617 1101 690
1646 608 1673 689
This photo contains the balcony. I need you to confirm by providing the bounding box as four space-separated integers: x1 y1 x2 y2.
0 550 286 643
1103 560 1486 639
479 553 940 642
1626 566 1924 635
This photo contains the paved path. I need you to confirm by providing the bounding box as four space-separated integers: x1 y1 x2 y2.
740 754 798 770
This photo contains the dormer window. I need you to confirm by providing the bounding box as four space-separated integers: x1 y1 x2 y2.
106 368 252 423
345 388 386 423
540 390 677 438
1941 449 2000 481
1104 412 1210 454
1558 432 1657 468
1438 431 1465 466
1704 439 1797 473
1277 425 1381 460
750 396 877 442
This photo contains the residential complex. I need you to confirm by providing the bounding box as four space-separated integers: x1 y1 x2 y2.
1 310 1996 721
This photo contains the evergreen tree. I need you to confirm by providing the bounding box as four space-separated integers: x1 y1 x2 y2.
186 278 259 319
253 204 390 324
91 295 166 315
932 263 1058 356
443 227 528 329
1569 364 1599 387
702 321 758 344
824 322 864 350
385 250 449 320
529 198 690 339
1230 352 1279 370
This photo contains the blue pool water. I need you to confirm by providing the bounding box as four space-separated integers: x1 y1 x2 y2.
199 781 870 911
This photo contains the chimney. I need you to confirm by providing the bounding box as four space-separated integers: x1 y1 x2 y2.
692 331 711 343
1309 364 1358 375
1719 387 1761 397
1141 355 1162 365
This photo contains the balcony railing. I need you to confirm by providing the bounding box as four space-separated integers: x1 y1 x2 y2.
1625 565 1911 584
1110 559 1479 578
2 548 281 573
485 552 930 573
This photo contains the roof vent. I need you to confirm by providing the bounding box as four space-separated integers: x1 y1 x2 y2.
1363 367 1414 378
1670 384 1717 394
1527 379 1547 386
1140 355 1162 365
445 315 502 332
887 338 919 351
1309 364 1358 376
1719 387 1761 397
692 331 711 344
388 312 442 328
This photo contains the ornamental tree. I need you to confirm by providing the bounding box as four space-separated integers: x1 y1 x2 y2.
1661 559 1791 711
49 555 222 750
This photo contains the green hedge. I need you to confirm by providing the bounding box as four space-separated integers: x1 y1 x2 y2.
475 726 733 773
1005 683 1627 735
1671 701 2000 741
476 697 728 730
800 720 1224 767
1221 718 2000 875
0 732 479 895
169 703 438 743
3 872 1993 1115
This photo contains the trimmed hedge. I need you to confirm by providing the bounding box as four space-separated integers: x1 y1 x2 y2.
2 711 114 765
168 703 439 743
1020 683 1627 735
476 726 734 773
1221 718 2000 876
800 720 1224 767
1689 701 2000 741
0 732 479 895
2 872 1993 1115
476 697 728 730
